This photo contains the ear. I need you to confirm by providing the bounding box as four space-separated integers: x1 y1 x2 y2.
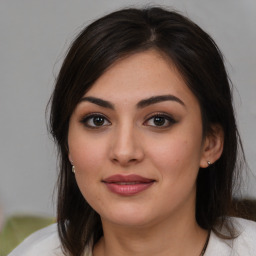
200 124 224 168
68 152 73 164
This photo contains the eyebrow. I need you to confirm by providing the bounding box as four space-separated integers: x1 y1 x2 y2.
137 95 185 108
79 96 114 109
79 94 185 109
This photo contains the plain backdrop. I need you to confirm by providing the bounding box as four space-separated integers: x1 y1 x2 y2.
0 0 255 219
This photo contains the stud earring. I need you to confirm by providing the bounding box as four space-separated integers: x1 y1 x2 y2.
72 165 76 174
207 161 211 166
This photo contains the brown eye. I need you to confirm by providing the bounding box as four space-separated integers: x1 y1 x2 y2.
93 116 105 126
80 114 111 128
144 114 176 128
153 116 166 126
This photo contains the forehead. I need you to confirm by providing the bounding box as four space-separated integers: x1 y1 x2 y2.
84 50 197 107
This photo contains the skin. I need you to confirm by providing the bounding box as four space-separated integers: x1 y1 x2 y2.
68 50 223 256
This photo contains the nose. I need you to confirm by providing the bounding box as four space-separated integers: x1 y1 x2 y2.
109 124 144 167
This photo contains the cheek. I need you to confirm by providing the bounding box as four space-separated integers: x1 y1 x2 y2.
146 135 202 205
69 137 106 207
69 135 107 171
146 132 203 177
68 136 108 204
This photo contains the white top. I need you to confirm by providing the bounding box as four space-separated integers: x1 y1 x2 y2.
8 217 256 256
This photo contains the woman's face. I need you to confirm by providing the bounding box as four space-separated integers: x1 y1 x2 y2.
68 50 211 227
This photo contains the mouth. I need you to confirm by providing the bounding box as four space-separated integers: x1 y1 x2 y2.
102 174 155 196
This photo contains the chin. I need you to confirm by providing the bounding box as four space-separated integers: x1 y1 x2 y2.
108 215 152 227
100 206 158 228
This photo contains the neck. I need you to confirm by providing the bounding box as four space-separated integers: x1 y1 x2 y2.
93 214 208 256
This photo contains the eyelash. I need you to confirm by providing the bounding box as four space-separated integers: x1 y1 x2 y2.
143 113 176 128
80 113 111 129
80 112 176 129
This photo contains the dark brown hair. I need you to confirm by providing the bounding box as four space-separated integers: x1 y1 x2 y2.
49 7 244 255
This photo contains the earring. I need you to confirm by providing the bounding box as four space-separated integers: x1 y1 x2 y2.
72 165 76 174
207 161 211 166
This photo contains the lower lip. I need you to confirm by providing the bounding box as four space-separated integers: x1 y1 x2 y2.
104 182 154 196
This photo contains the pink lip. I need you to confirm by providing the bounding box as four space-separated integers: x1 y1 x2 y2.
103 174 155 196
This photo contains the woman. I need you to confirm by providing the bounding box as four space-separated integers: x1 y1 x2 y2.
9 7 256 256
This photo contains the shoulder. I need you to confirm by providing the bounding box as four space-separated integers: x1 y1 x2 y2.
8 223 63 256
232 217 256 254
206 217 256 256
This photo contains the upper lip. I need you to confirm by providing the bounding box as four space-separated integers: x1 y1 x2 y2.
103 174 155 183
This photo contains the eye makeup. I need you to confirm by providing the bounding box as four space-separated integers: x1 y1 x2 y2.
143 112 177 128
79 112 111 129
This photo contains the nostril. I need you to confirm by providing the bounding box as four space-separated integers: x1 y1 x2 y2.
111 157 139 166
109 138 144 165
129 158 137 163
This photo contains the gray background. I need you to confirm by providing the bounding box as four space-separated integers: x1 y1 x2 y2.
0 0 255 221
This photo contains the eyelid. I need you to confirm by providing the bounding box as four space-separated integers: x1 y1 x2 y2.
144 111 175 120
143 112 177 127
79 112 111 128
